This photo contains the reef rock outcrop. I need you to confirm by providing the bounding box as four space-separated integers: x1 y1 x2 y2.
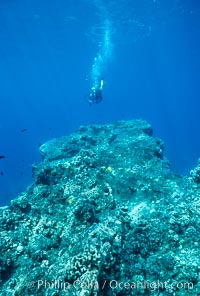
0 119 199 296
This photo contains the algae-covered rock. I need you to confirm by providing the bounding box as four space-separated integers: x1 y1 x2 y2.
0 119 199 296
190 159 200 185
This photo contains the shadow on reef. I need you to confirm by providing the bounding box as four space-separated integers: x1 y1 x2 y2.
0 119 199 295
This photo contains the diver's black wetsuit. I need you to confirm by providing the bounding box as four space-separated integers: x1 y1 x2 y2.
88 79 104 105
88 88 102 105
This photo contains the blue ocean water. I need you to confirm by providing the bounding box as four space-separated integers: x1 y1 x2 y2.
0 0 200 206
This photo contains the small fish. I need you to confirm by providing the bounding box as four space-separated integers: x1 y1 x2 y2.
0 155 5 159
21 129 27 133
0 171 4 175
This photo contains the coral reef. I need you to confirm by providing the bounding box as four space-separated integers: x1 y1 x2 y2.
0 119 199 295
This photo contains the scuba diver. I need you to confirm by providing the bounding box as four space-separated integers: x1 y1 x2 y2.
88 79 104 105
